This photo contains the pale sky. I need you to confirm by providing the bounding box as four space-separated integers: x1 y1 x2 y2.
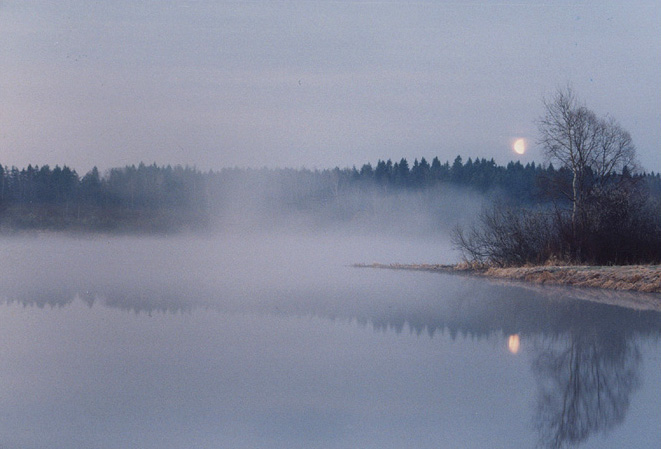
1 1 659 174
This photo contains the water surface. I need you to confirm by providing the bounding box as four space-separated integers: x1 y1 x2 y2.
1 234 659 448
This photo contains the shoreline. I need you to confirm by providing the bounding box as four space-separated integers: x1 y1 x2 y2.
353 263 661 294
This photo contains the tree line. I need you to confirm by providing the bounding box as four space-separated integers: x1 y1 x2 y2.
0 144 660 239
0 163 208 232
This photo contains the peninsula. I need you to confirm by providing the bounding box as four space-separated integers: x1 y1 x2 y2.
353 263 661 294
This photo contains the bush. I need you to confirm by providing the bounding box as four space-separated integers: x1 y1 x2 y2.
580 184 661 265
453 203 560 267
454 182 661 267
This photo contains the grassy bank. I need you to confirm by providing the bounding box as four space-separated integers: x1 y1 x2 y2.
353 263 661 294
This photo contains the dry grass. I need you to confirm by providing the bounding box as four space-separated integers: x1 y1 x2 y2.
483 265 661 293
353 263 661 294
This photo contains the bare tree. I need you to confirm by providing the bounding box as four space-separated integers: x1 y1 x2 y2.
452 203 559 267
537 87 637 233
593 116 637 181
454 88 655 266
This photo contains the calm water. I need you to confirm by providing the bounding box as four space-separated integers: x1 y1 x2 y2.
1 234 660 449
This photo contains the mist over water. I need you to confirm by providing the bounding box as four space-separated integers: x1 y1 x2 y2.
207 173 488 238
2 175 480 308
1 222 660 448
1 230 456 322
3 0 660 444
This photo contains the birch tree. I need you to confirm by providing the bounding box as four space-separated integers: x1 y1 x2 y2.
537 87 637 233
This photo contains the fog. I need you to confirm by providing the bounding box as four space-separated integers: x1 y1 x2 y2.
0 167 494 319
0 177 491 316
3 231 453 306
4 163 659 449
205 169 488 237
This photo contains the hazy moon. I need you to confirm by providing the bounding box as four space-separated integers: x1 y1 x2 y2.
513 138 526 155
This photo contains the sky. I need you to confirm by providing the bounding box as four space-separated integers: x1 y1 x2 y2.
1 1 659 174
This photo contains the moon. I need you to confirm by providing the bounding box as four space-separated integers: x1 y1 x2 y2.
513 138 526 155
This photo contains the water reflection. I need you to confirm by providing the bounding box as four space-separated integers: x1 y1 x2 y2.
509 296 651 448
532 330 640 449
508 334 521 354
0 277 659 448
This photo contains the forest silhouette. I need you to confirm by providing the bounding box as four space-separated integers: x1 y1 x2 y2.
1 157 659 234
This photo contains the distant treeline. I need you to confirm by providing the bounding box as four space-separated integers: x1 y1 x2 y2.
323 156 660 202
0 157 659 232
0 163 207 232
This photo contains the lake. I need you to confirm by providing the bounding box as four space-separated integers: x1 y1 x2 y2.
1 233 659 448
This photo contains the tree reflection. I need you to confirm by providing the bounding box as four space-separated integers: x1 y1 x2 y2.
531 312 641 449
0 273 658 449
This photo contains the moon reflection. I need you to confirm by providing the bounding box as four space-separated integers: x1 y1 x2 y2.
508 334 521 354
